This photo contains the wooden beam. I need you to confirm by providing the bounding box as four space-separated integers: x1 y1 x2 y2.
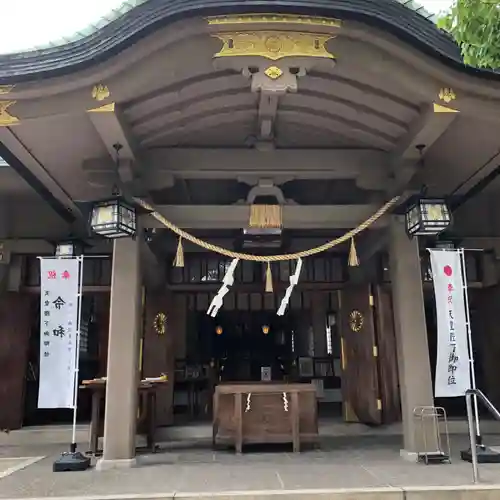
0 128 83 226
144 204 388 230
145 148 390 182
389 103 459 193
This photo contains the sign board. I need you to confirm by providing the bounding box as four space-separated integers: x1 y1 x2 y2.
261 366 271 382
429 249 471 398
38 258 79 409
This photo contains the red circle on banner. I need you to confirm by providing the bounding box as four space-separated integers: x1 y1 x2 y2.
444 265 452 276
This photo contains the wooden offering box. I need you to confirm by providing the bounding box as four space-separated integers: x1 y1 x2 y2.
213 383 318 453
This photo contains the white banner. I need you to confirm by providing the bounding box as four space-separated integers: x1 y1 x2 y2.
38 258 80 409
429 249 470 398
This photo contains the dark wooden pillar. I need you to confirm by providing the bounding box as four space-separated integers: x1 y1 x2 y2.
0 293 32 430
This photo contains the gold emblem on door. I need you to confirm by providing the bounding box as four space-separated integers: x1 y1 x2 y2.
153 312 167 335
349 310 364 332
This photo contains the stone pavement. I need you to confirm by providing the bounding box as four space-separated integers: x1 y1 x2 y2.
1 434 500 499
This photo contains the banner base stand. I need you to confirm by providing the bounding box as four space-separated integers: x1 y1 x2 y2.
53 451 91 472
461 445 500 464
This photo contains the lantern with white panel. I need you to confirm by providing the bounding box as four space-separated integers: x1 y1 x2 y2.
54 241 84 258
405 198 451 237
90 197 137 239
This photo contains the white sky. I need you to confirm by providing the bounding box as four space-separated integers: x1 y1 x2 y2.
0 0 455 55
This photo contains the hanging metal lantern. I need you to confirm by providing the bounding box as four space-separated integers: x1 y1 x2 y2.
405 198 451 237
54 240 84 257
89 196 137 239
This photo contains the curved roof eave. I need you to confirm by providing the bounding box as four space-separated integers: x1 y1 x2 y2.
0 0 496 84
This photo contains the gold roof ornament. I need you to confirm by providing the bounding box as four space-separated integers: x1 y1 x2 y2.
438 87 456 104
0 101 19 126
207 14 341 28
91 84 110 102
264 66 284 79
212 31 335 60
433 103 459 113
87 102 116 113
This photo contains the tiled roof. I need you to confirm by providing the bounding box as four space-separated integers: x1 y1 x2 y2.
2 0 477 82
6 0 438 54
396 0 437 22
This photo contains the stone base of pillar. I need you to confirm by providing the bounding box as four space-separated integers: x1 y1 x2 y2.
95 458 137 471
399 449 418 462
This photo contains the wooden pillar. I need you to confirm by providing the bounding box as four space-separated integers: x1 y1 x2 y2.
97 237 141 470
389 216 434 456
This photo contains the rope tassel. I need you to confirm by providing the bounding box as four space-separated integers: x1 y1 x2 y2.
174 237 184 267
249 204 282 229
348 237 360 267
265 262 273 293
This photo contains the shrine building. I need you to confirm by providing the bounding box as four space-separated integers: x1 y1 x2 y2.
2 0 500 469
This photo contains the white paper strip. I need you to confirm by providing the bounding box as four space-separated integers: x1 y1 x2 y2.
38 258 79 409
429 249 471 398
277 258 302 316
207 258 239 317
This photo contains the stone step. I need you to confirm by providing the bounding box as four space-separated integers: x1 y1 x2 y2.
4 486 500 500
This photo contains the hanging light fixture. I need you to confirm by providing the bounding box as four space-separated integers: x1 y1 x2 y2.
405 197 451 237
89 144 138 239
54 240 84 257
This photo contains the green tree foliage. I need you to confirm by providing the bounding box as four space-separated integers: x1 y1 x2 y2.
438 0 500 69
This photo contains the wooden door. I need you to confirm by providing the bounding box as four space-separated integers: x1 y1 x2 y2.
340 285 382 425
374 286 401 424
95 293 110 377
0 293 32 430
143 291 178 426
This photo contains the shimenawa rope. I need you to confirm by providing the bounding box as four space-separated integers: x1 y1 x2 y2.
133 196 400 262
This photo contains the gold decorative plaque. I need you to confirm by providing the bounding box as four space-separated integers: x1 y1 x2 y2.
0 101 19 126
349 310 364 332
153 312 167 336
207 13 341 28
212 31 335 60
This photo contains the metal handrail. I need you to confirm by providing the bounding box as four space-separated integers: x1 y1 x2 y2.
465 388 500 483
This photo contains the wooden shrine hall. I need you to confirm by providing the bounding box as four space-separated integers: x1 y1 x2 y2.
2 0 500 469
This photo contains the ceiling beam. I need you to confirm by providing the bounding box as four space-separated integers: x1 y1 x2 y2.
357 228 389 262
0 128 82 225
87 103 154 196
144 204 388 230
389 102 459 193
145 148 390 184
